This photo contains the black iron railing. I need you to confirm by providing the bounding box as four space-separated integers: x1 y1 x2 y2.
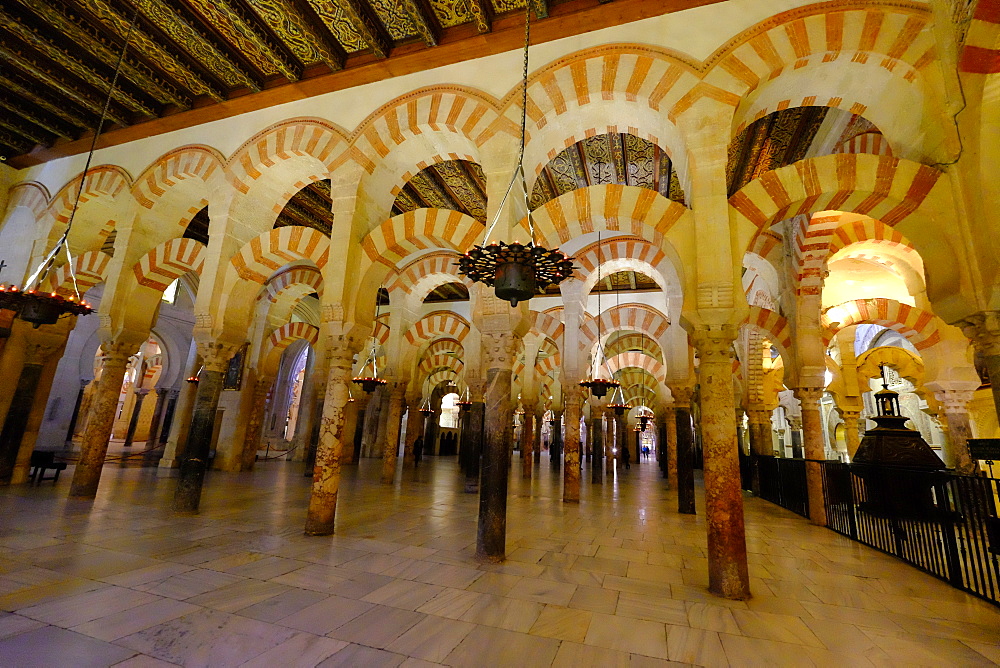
822 463 1000 607
740 454 809 518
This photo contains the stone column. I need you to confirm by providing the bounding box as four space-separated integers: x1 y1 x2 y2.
794 386 827 527
11 345 63 483
63 379 89 447
960 312 1000 423
0 344 46 485
239 377 272 471
464 399 485 493
672 388 696 514
590 415 603 483
837 409 861 458
122 389 148 448
551 410 563 472
381 381 406 483
173 342 236 513
144 389 168 450
746 407 772 495
371 387 391 459
934 388 977 474
605 409 616 473
69 341 136 498
664 406 678 489
534 409 542 465
159 347 200 470
562 386 582 502
342 393 367 465
360 385 383 457
403 397 421 467
476 331 517 562
520 402 535 478
692 327 750 600
305 338 357 535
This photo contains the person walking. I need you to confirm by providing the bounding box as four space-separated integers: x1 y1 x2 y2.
622 444 631 470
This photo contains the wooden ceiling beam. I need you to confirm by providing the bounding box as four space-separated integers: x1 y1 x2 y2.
0 128 33 156
400 0 439 47
528 0 549 19
184 0 302 80
11 0 191 109
0 116 49 148
70 0 227 101
0 40 131 126
465 0 493 33
0 97 74 140
253 0 345 71
0 7 158 117
330 0 391 59
0 74 90 131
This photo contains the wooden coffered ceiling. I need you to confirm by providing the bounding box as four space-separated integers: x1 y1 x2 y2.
0 0 727 167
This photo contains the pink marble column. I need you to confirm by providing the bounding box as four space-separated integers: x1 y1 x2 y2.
562 385 583 502
520 403 535 478
69 341 136 499
664 406 678 490
403 396 422 467
240 377 272 471
794 386 827 527
935 389 977 475
381 381 406 484
693 327 750 600
305 338 358 535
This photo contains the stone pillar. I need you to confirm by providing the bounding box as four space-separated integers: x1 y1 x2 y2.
11 346 63 483
0 345 46 484
934 389 977 474
960 312 1000 424
476 331 517 562
590 415 603 484
64 379 89 447
464 400 485 493
381 381 406 484
240 377 272 471
173 342 236 513
69 341 136 498
371 387 391 459
122 389 148 448
534 409 542 465
520 403 535 478
551 410 563 472
305 338 357 535
672 388 696 514
692 328 750 600
665 406 678 489
403 397 421 468
614 412 626 469
144 389 168 450
746 407 772 495
605 409 616 472
360 385 383 457
159 348 200 469
794 386 827 527
562 386 582 502
837 409 861 458
342 393 367 465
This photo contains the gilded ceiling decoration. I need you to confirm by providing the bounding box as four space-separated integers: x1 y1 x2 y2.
0 0 572 159
274 180 334 236
392 160 488 223
726 106 829 197
183 207 211 245
541 270 659 295
529 133 687 211
424 282 470 302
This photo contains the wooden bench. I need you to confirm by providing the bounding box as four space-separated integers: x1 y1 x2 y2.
29 451 67 485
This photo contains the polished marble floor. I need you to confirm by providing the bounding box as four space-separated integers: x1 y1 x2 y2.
0 454 997 667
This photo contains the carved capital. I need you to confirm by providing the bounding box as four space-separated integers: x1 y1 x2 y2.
669 385 694 407
959 311 1000 356
101 339 140 370
481 331 518 371
690 325 738 365
793 386 824 407
746 407 772 426
197 341 241 373
933 388 975 413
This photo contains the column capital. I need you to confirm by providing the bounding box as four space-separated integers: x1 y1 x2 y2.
836 407 861 420
101 338 140 369
197 340 242 373
746 407 771 425
933 388 975 413
690 325 738 364
669 385 695 408
958 311 1000 356
481 331 519 371
793 386 825 406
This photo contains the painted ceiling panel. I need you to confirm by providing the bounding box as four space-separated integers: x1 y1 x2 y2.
392 160 488 223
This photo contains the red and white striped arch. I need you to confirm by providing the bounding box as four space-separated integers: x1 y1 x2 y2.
419 354 464 377
258 266 323 303
422 338 464 360
528 185 688 249
262 321 320 374
580 304 670 349
732 154 944 236
605 332 664 363
361 209 483 272
822 298 941 351
230 226 330 284
132 145 224 210
606 352 666 383
4 182 49 219
132 238 207 292
573 237 668 280
959 0 1000 74
529 310 564 347
46 250 112 296
796 213 917 287
386 251 469 299
741 306 793 361
404 311 471 346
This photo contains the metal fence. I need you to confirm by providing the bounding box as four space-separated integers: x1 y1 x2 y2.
822 462 1000 607
740 454 809 518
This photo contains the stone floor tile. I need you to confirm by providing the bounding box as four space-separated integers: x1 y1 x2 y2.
384 613 476 662
234 586 328 623
507 576 577 606
328 604 425 648
0 612 46 640
277 594 373 635
0 625 136 668
241 632 348 666
415 587 482 619
70 597 199 642
686 601 740 634
568 584 619 614
665 624 728 667
19 585 161 627
585 612 670 660
528 604 592 642
459 592 543 632
362 578 444 610
111 654 180 667
319 642 406 667
552 640 630 667
445 625 561 667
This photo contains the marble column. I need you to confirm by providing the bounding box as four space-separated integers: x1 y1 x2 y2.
746 407 772 495
69 341 135 498
476 331 517 562
122 389 148 448
464 402 485 493
692 328 750 600
794 386 827 527
403 398 421 468
144 389 168 450
305 339 356 535
342 393 367 465
665 407 678 489
381 381 406 484
0 346 44 485
605 409 616 473
562 387 582 502
676 403 695 514
590 416 603 484
173 342 235 513
959 312 1000 424
360 385 383 457
551 410 563 472
520 403 535 478
837 409 861 458
371 387 391 460
11 347 63 483
240 377 272 471
534 409 542 465
63 379 89 447
159 350 200 469
935 389 977 475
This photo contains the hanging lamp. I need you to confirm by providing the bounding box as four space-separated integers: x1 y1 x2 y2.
456 8 574 307
579 231 619 398
0 7 144 327
418 396 435 416
607 384 632 416
636 406 653 431
455 387 472 412
353 288 388 393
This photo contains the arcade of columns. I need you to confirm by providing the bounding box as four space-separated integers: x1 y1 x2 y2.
1 1 1000 602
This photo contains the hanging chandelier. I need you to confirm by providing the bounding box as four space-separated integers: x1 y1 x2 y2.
606 384 632 416
353 288 388 393
580 231 619 399
0 7 144 328
418 397 435 416
636 407 653 431
455 388 472 412
456 8 574 307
